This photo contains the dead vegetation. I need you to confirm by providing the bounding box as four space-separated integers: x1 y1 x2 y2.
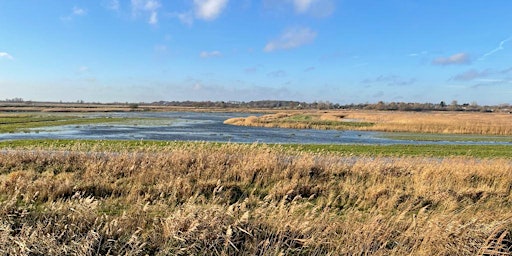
225 110 512 135
0 143 511 254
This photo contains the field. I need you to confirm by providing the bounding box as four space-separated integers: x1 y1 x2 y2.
224 110 512 136
0 141 511 255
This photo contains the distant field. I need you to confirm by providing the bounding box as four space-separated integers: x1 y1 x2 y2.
0 141 510 254
225 110 512 136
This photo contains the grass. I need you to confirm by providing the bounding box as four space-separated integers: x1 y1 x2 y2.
225 112 375 130
1 139 512 158
380 132 512 142
0 141 511 254
0 114 130 133
0 113 175 134
225 110 512 136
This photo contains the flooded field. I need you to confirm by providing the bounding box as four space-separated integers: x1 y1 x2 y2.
0 112 510 145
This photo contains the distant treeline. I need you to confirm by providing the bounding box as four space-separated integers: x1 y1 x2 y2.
2 98 511 112
150 100 511 112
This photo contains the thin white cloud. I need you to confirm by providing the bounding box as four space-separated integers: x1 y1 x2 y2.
408 51 428 57
176 12 194 26
0 52 14 60
292 0 317 13
264 27 317 52
61 6 87 21
78 66 89 73
72 7 87 16
194 0 229 21
200 50 222 58
154 44 168 54
131 0 161 24
149 12 158 24
480 36 512 60
432 53 471 65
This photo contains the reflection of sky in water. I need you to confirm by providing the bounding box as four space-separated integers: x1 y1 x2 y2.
0 112 509 145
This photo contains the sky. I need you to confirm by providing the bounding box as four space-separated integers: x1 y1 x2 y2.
1 0 512 105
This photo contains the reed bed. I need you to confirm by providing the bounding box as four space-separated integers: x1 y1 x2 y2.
0 143 511 255
224 110 512 135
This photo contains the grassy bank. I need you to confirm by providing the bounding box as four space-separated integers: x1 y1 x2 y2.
0 141 511 254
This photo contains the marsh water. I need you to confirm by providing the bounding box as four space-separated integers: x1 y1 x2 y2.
0 112 508 145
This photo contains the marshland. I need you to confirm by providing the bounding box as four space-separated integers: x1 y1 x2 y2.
5 1 512 254
0 105 511 255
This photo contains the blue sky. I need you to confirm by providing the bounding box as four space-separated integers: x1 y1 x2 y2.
1 0 512 104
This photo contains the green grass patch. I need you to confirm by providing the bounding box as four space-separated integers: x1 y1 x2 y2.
380 132 512 142
1 139 511 158
281 144 512 158
0 114 131 133
0 114 173 133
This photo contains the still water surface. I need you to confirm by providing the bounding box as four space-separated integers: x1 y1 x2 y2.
0 112 507 145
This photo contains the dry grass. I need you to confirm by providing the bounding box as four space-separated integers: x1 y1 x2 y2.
224 110 512 135
0 143 511 254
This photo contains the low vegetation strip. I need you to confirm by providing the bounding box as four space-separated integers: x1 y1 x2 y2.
0 114 133 133
1 140 512 158
0 142 511 254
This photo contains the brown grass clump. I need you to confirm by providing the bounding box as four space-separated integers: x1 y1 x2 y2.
225 110 512 135
0 143 511 254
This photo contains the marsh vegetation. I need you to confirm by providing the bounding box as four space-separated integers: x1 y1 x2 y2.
225 110 512 135
0 141 511 255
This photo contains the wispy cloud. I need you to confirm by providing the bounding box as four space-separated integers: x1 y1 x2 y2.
199 50 222 58
432 52 471 65
480 36 512 60
304 66 316 72
61 6 87 21
154 44 168 54
0 52 14 60
194 0 229 21
362 75 416 86
131 0 161 24
264 27 317 52
471 78 512 89
78 66 89 73
293 0 316 13
267 70 287 78
244 66 260 74
408 51 428 57
452 69 490 81
149 12 158 24
175 12 194 26
291 0 334 17
452 68 512 87
73 7 87 16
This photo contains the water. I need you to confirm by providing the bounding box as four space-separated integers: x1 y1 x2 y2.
0 112 508 145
